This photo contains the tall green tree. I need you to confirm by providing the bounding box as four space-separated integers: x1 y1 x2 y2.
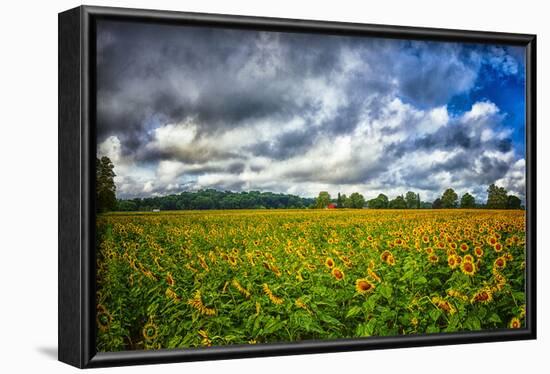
367 193 389 209
486 184 508 209
315 191 331 209
432 198 442 209
389 195 407 209
349 192 366 209
405 191 419 209
337 192 343 208
96 156 117 212
460 192 476 208
441 188 458 208
341 194 350 208
506 195 522 209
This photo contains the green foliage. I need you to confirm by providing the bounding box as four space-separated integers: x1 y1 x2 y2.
507 195 522 209
367 194 389 209
405 191 419 209
432 198 442 209
315 191 332 209
96 156 117 212
340 194 350 208
440 188 458 208
117 190 315 211
460 192 476 208
486 184 508 209
388 195 407 209
348 192 366 209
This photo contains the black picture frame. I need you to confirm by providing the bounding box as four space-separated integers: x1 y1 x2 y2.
58 5 537 369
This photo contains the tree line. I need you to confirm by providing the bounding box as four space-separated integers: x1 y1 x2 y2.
117 190 315 211
312 185 523 210
96 156 523 212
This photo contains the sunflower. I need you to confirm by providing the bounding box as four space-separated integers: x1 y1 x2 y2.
487 236 498 246
228 256 238 266
331 267 345 281
270 264 282 277
492 272 507 291
97 303 107 314
463 254 474 263
447 289 468 301
386 254 396 266
459 243 469 252
97 309 112 332
432 296 456 315
198 329 212 346
325 257 335 269
428 254 439 264
295 298 311 313
494 256 507 270
165 287 180 302
368 268 381 283
355 278 375 294
471 288 493 304
474 247 484 257
447 255 459 269
142 320 159 342
509 317 521 329
425 247 434 255
198 255 209 271
494 242 503 252
166 272 175 287
231 279 251 299
460 261 476 276
262 283 283 305
447 248 457 256
187 290 217 315
380 250 391 263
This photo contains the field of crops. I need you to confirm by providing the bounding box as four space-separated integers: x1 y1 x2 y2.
95 209 526 351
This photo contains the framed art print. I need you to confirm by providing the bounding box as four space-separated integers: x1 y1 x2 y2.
58 5 536 368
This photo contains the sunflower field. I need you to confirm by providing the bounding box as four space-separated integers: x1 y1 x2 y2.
95 209 526 351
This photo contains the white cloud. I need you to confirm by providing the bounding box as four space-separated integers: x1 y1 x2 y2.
143 181 154 193
98 135 121 163
488 46 520 76
462 101 499 122
148 121 197 152
495 158 526 199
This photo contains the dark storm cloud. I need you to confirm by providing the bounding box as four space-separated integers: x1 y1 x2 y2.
97 20 526 200
96 21 357 156
95 22 432 159
396 43 478 107
246 128 317 160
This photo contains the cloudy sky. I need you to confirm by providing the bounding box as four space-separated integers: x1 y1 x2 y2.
96 20 526 203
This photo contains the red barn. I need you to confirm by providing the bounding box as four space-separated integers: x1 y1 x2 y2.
327 203 337 209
